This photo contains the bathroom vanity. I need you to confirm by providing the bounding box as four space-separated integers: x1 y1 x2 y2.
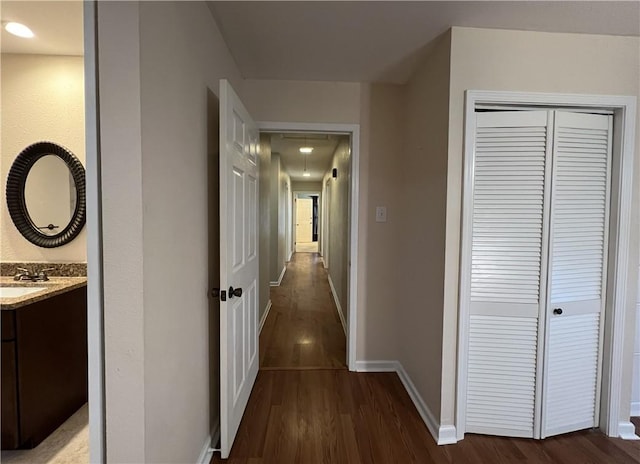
1 278 87 449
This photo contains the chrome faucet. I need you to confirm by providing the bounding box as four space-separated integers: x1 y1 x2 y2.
13 267 54 282
13 267 33 281
34 268 54 282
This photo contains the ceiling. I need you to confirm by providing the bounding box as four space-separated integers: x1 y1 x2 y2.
1 1 83 55
2 2 637 81
271 133 348 182
210 1 640 83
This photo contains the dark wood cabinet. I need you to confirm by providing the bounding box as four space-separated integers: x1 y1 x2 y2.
1 286 87 449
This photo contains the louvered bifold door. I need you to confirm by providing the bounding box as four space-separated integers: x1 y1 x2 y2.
466 111 552 438
541 111 612 438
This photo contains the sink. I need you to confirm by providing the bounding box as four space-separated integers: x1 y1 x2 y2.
0 287 47 298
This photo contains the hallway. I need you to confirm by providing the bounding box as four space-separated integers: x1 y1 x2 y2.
260 252 346 369
212 254 640 464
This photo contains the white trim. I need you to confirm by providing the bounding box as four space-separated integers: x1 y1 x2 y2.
259 300 272 334
270 266 286 287
257 121 360 372
618 421 640 440
292 191 321 253
197 436 214 464
395 363 444 444
354 361 456 445
287 250 293 262
84 2 105 462
327 274 347 336
355 360 399 372
197 422 221 464
457 90 637 441
631 402 640 417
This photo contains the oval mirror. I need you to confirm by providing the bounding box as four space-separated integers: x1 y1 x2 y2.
6 142 86 248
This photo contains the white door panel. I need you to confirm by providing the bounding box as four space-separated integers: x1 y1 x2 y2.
541 111 612 438
465 109 612 440
220 80 259 458
466 111 552 438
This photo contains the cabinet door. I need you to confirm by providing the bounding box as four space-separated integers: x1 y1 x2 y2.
465 111 553 438
541 112 612 437
1 341 19 448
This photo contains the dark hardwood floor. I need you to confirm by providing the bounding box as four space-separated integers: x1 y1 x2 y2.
213 251 640 463
259 252 346 369
211 370 640 463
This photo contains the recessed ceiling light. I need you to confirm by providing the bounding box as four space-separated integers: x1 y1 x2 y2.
299 147 313 154
303 172 311 177
4 22 34 39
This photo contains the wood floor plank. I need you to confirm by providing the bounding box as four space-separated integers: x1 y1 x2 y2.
260 253 346 369
211 253 640 464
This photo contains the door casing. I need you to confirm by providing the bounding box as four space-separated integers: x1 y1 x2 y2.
293 192 321 251
457 90 637 441
258 122 360 370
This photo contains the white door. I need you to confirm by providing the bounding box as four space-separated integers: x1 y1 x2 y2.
465 110 552 438
464 109 613 440
541 111 612 437
219 79 259 458
296 197 313 245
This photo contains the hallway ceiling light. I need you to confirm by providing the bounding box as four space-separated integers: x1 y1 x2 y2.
303 172 311 177
4 22 34 38
299 147 313 154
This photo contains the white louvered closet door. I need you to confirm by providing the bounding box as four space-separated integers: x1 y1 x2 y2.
541 111 612 438
466 111 552 438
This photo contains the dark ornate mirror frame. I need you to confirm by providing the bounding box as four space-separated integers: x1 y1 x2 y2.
6 141 86 248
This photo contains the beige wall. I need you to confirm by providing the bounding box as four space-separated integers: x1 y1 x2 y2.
396 32 452 420
291 180 322 192
281 169 292 263
258 134 271 320
444 27 640 428
1 54 86 263
269 154 284 282
356 84 404 360
98 1 245 462
244 79 361 124
323 140 351 325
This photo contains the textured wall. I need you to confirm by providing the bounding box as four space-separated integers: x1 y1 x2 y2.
1 54 86 263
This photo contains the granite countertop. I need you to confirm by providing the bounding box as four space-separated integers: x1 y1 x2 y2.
0 276 87 310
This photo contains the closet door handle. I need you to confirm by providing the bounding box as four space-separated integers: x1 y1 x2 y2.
553 308 563 315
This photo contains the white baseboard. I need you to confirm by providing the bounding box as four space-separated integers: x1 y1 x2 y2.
618 421 640 440
288 250 293 261
395 363 456 445
197 422 221 463
259 300 272 334
196 435 212 464
355 360 398 372
631 401 640 417
354 360 456 445
270 266 286 287
327 273 347 336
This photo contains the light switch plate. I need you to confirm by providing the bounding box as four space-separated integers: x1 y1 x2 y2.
375 206 387 223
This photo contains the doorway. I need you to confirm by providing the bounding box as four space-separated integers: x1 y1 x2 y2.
294 193 320 253
259 125 360 370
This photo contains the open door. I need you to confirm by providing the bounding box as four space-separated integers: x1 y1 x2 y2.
219 80 259 458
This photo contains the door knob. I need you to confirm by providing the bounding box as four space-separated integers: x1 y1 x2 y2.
211 288 220 298
553 308 563 315
228 286 243 298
